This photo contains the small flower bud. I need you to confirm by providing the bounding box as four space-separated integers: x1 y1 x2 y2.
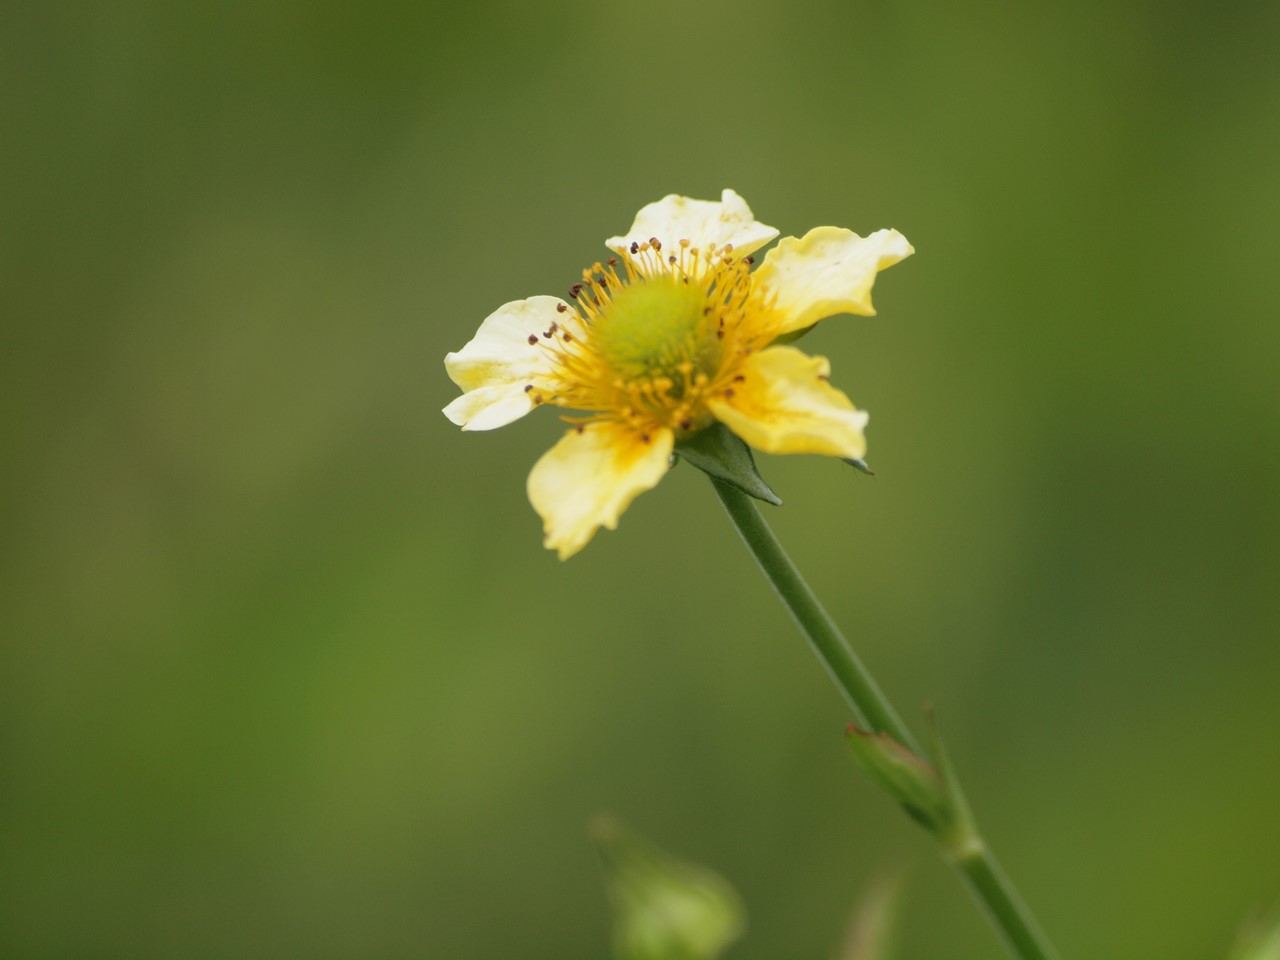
591 816 744 960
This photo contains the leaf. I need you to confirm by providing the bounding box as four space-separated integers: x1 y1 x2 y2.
675 422 782 506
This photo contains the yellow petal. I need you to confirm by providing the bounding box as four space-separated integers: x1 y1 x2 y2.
443 296 580 431
707 347 868 459
752 227 913 336
527 423 674 560
606 189 780 259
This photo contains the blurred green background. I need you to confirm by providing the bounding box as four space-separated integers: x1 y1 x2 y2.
3 1 1279 957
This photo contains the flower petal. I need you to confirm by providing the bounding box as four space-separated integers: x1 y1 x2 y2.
527 423 674 560
443 296 579 431
752 226 913 336
707 347 868 459
606 189 780 259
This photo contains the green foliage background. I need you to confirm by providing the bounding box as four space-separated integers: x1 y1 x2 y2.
3 2 1278 957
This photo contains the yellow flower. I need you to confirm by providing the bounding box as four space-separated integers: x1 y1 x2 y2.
444 190 912 559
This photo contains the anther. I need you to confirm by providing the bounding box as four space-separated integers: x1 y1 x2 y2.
733 374 745 382
556 303 567 313
679 419 692 431
724 388 735 398
630 241 639 254
527 334 539 345
607 257 618 266
650 237 662 251
745 255 755 264
524 384 534 392
575 424 585 434
640 433 650 444
668 255 676 264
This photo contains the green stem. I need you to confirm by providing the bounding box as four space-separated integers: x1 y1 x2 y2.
949 840 1061 960
710 478 1060 960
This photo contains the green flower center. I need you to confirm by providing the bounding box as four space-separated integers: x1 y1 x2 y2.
592 274 718 382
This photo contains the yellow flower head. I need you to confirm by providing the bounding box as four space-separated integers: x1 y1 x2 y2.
444 190 912 559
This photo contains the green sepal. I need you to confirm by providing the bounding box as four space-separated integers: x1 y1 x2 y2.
591 816 745 960
843 458 876 476
675 422 782 506
771 321 820 345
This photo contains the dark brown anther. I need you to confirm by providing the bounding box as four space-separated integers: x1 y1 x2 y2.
724 388 735 399
527 334 539 345
562 332 573 342
524 384 534 392
733 374 745 382
630 241 639 254
591 297 600 307
716 329 724 339
745 255 754 264
556 303 567 313
596 275 607 287
650 237 661 251
575 424 585 434
668 255 676 264
679 419 692 431
640 433 650 444
607 257 618 266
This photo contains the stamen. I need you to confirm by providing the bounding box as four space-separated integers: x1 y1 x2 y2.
517 236 772 437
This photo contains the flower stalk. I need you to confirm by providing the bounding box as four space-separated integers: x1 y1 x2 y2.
710 477 1061 960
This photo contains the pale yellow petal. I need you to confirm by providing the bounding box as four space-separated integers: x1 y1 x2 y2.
527 424 674 560
606 189 780 259
707 347 868 459
752 227 913 336
443 296 580 431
